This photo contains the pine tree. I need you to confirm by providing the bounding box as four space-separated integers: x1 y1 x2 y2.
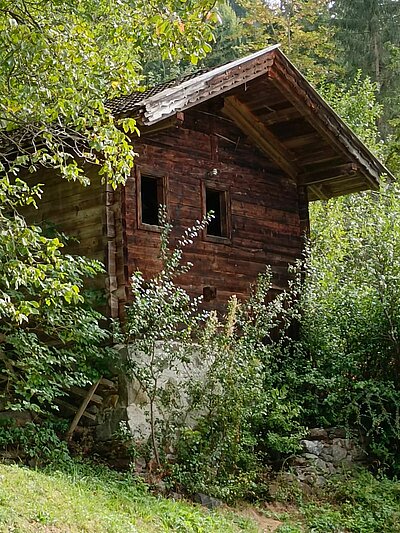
236 0 339 82
332 0 400 131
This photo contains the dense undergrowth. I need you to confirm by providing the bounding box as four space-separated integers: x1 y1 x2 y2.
2 183 400 506
119 186 400 500
269 470 400 532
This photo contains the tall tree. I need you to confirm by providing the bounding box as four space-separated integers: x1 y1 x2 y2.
143 1 244 85
0 0 217 185
331 0 400 130
200 1 244 68
236 0 340 82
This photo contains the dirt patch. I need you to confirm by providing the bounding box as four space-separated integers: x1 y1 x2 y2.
239 507 283 532
263 501 300 515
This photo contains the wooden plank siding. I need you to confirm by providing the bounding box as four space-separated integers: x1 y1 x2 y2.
24 166 106 263
116 105 308 317
22 104 309 319
22 167 109 311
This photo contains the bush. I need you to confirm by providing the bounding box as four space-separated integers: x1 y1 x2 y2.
301 471 400 532
124 211 305 501
172 271 305 502
275 75 400 474
123 209 212 468
0 418 72 465
0 178 111 413
295 181 400 473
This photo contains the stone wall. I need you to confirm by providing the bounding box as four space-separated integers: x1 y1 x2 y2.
285 427 366 490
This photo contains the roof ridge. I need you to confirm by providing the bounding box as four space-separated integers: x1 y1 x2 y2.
106 45 281 117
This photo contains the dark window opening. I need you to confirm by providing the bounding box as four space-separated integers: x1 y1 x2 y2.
206 188 227 237
141 175 162 226
203 286 217 302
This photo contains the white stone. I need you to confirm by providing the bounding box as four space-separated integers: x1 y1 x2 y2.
301 439 324 456
117 343 210 440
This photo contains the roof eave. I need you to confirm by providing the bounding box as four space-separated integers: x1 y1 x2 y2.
140 45 280 126
128 46 391 198
270 49 392 188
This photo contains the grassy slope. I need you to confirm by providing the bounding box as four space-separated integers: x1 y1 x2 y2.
1 461 400 533
0 463 258 533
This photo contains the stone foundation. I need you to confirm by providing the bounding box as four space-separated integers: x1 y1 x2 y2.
95 343 207 441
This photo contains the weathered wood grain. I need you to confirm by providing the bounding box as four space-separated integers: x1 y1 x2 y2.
115 104 308 316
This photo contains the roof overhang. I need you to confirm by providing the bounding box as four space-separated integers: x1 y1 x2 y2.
110 45 392 201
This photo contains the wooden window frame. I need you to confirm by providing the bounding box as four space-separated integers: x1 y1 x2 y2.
202 179 231 244
135 167 168 232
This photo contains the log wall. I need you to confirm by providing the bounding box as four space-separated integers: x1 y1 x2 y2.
23 167 108 307
24 103 309 319
117 104 308 317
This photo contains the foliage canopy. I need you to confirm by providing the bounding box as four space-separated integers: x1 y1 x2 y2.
0 0 217 184
0 0 218 412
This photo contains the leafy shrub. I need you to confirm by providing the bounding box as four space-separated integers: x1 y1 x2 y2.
124 210 305 501
295 180 400 473
301 471 400 532
172 271 305 501
0 178 111 413
275 75 400 474
123 208 212 467
0 418 72 465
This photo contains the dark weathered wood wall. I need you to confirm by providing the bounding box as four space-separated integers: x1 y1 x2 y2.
116 101 308 317
24 99 309 320
25 167 105 261
24 167 108 300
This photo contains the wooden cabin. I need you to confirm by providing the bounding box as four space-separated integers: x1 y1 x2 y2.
31 45 389 319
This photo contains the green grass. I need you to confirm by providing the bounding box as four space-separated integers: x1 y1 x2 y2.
270 470 400 533
1 460 399 533
0 461 258 533
300 471 400 533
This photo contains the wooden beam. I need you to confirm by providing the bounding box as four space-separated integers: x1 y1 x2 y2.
65 377 102 440
284 132 321 150
260 106 299 126
299 163 359 186
222 96 299 179
100 377 117 389
69 385 103 405
139 112 184 136
56 399 97 421
297 150 340 167
268 64 380 189
309 184 329 201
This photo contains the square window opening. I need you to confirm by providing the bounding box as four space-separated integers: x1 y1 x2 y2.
206 188 228 238
140 175 163 226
